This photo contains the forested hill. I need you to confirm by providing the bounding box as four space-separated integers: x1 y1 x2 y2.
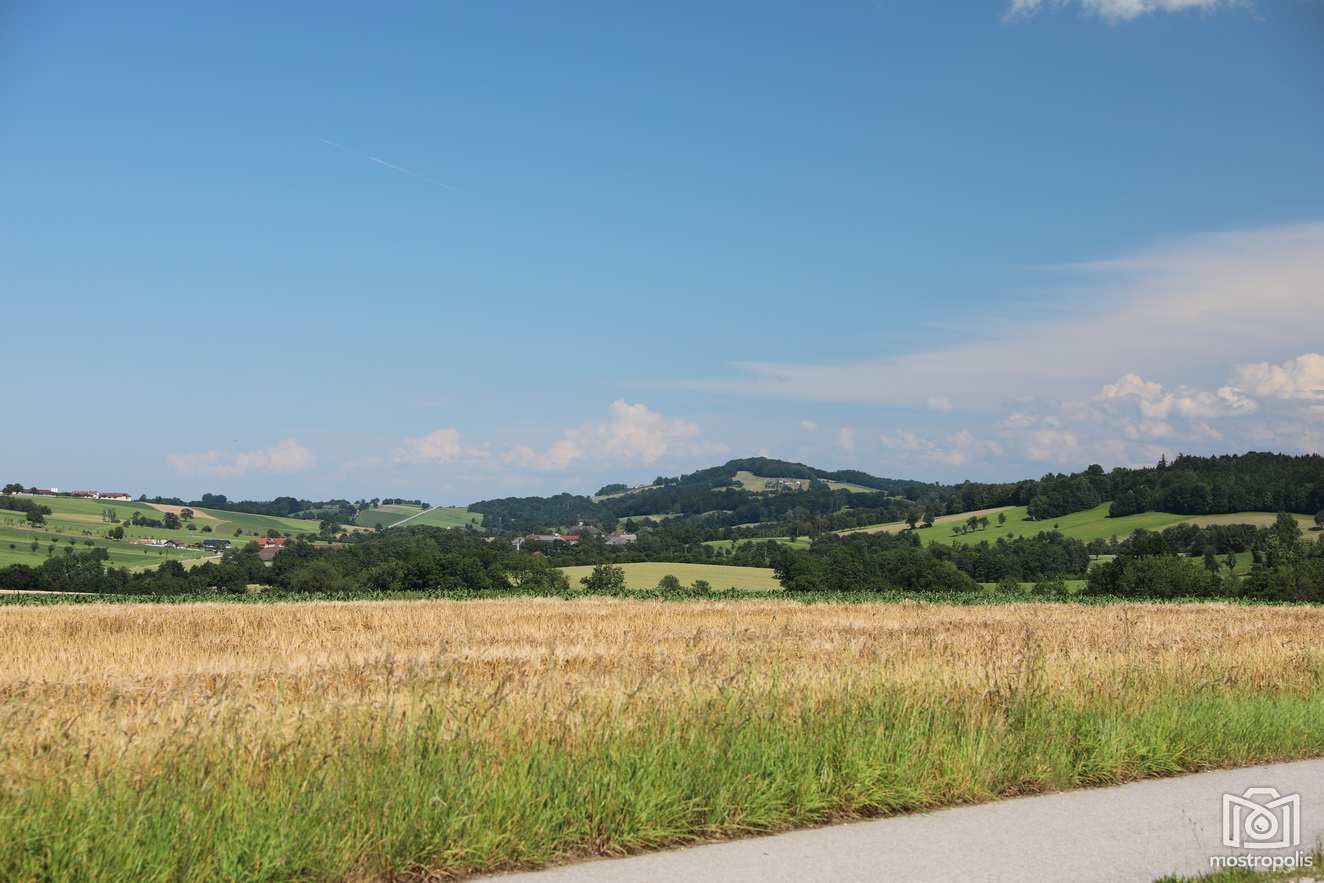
468 453 1324 533
469 457 1024 532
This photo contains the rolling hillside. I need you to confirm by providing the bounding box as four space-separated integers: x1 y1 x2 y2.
0 495 325 570
841 503 1318 547
731 470 880 495
354 504 427 529
353 504 483 530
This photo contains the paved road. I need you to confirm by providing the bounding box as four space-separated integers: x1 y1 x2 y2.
486 759 1324 882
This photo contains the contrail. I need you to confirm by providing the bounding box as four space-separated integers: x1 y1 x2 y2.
319 138 455 190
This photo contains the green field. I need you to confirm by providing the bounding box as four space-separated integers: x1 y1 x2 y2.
842 503 1318 547
703 536 811 552
0 495 325 570
390 506 483 529
560 562 782 591
354 504 427 529
732 471 877 495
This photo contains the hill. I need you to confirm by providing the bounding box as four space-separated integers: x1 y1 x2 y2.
354 504 427 529
0 494 326 570
843 503 1319 547
393 506 483 529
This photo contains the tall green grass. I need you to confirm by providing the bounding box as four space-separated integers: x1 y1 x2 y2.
4 682 1323 881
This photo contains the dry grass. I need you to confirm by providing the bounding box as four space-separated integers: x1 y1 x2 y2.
3 597 1323 880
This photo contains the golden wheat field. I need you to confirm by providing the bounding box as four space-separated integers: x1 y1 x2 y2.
6 597 1321 761
3 597 1324 880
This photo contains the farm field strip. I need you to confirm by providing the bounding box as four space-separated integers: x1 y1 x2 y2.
2 598 1322 880
841 503 1317 547
703 536 810 552
354 504 426 528
559 561 782 591
390 505 483 529
732 470 878 494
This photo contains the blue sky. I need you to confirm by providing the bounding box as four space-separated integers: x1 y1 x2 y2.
3 0 1322 503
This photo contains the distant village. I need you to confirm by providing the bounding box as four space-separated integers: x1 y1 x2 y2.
512 524 637 550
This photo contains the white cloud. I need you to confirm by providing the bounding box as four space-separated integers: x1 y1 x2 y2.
662 224 1324 413
1232 353 1324 401
392 402 714 476
1098 372 1257 419
167 439 315 478
1024 428 1081 462
394 428 489 465
837 426 857 452
503 401 709 472
799 420 818 432
1006 0 1242 23
880 428 1004 467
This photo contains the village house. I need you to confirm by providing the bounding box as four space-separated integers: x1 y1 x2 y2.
605 530 637 546
517 532 580 547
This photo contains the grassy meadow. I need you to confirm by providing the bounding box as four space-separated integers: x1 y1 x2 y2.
732 470 878 494
352 503 426 528
355 504 482 530
3 598 1323 880
0 495 326 570
842 503 1318 547
560 561 783 590
400 505 483 529
703 536 811 553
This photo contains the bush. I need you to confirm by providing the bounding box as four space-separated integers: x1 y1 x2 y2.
580 564 626 593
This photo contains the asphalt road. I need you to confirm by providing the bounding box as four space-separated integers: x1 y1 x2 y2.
486 759 1324 882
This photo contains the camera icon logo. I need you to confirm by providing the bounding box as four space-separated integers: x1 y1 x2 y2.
1222 787 1301 850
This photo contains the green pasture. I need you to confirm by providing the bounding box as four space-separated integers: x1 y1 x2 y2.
0 524 204 571
559 562 782 591
703 536 811 552
842 503 1318 548
0 494 321 570
354 505 425 529
732 471 877 495
391 506 483 529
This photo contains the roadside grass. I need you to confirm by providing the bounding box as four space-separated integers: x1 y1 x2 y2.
1155 848 1323 881
559 561 783 590
842 504 1317 548
2 598 1322 881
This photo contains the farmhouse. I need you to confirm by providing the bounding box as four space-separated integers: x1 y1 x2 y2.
71 490 133 501
257 545 282 563
253 537 288 548
201 539 231 551
764 478 806 492
606 530 637 546
521 533 580 545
